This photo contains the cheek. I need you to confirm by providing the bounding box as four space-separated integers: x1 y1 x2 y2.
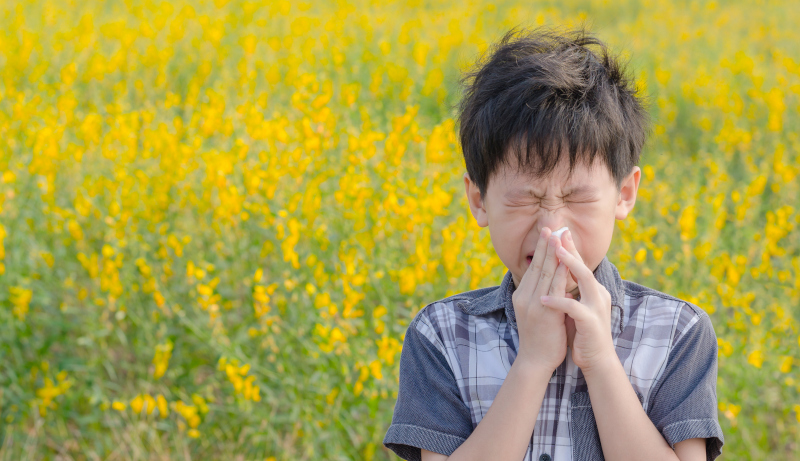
489 206 538 234
569 206 617 268
487 208 537 263
488 213 531 248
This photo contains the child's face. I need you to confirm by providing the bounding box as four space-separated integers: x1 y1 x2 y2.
464 154 640 292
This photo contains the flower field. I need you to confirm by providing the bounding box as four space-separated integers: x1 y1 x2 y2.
0 0 798 459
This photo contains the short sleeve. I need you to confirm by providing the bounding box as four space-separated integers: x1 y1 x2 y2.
383 313 473 460
647 310 724 460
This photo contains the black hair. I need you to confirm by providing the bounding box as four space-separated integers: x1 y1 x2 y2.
458 26 649 200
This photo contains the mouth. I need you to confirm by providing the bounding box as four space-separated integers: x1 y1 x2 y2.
526 255 533 265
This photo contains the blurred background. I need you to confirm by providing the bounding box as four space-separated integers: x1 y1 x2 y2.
0 0 798 459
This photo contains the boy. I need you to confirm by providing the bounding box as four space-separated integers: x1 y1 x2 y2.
383 28 724 461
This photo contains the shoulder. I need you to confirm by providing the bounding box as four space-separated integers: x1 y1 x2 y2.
407 285 502 349
621 279 715 347
433 284 502 307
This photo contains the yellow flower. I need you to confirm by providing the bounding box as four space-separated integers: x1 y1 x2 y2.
369 360 383 380
398 268 416 295
779 356 793 373
353 381 364 396
130 394 144 414
157 394 169 418
678 205 697 241
144 394 156 415
9 287 33 321
152 341 174 379
326 388 339 405
747 350 764 369
373 305 388 318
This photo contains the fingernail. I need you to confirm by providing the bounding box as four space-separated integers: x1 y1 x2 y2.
557 247 567 255
540 228 548 238
540 295 550 303
565 230 572 241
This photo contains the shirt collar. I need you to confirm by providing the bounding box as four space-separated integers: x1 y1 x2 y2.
456 256 626 333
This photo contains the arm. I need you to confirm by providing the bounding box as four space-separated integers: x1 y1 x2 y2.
541 240 713 461
428 230 574 461
431 402 703 461
423 359 555 461
388 320 556 461
674 439 707 459
582 353 699 461
423 307 706 461
388 229 573 461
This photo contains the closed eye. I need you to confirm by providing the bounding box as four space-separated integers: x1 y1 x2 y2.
504 198 540 207
560 186 600 202
561 192 600 204
565 197 599 204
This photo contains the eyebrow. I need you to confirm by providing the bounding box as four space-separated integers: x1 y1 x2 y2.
504 185 598 198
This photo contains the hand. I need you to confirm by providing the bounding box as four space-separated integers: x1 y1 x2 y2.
540 239 617 372
512 228 570 372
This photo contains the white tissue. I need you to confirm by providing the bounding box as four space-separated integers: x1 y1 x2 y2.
552 226 569 239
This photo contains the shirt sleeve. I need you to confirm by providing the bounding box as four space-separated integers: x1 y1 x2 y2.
383 312 473 460
646 308 724 460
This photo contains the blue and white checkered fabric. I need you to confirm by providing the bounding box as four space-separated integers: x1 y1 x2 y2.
384 257 724 461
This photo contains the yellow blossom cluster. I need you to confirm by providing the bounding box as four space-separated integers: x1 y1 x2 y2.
32 362 71 417
218 356 262 402
9 286 32 320
173 395 210 438
152 340 174 379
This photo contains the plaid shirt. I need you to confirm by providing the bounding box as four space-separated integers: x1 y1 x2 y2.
384 257 724 461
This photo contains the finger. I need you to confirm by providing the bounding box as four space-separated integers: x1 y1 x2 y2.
548 261 568 296
560 229 584 264
535 234 562 295
540 296 588 321
560 230 582 294
555 246 598 298
519 227 551 295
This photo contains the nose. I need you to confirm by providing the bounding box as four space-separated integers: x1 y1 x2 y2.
539 214 566 236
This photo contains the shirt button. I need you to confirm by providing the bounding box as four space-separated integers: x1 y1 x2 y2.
539 454 552 461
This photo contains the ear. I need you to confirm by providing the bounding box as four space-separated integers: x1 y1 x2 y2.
615 166 641 220
464 172 489 227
